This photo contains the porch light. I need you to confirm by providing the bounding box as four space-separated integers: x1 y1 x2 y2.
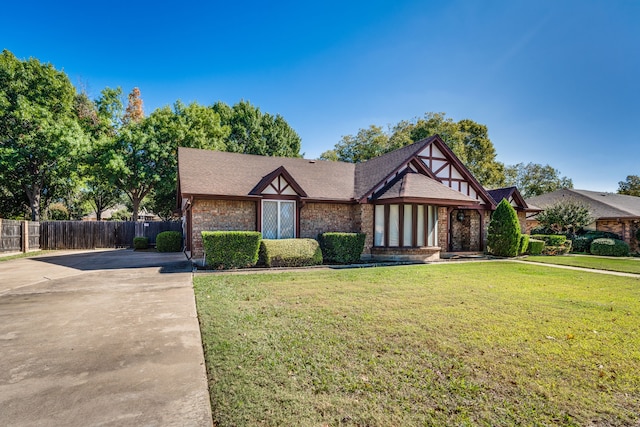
457 211 465 222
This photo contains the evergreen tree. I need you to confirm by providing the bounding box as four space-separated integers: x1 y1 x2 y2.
487 199 521 257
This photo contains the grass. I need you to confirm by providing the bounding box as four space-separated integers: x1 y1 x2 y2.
524 255 640 275
0 250 50 262
194 262 640 426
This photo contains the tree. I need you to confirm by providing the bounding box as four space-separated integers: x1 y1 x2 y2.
536 199 593 236
122 87 144 125
487 199 521 257
0 50 87 220
319 113 506 188
618 175 640 197
211 100 301 157
504 162 573 199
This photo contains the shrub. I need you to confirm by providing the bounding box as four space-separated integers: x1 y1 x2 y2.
518 234 530 255
487 199 521 257
47 202 69 220
133 236 149 250
156 231 182 252
259 239 323 268
531 234 567 246
573 231 623 253
636 227 640 241
318 232 365 264
528 239 545 255
590 238 630 257
202 231 262 269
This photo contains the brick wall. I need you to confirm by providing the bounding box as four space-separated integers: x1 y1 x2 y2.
437 207 448 250
597 219 638 252
517 211 527 233
357 204 374 256
299 203 358 239
191 199 256 257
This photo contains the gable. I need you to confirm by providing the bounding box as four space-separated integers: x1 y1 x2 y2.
250 166 308 198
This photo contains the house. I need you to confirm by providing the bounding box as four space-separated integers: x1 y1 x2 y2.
525 189 640 251
178 135 526 262
487 186 534 233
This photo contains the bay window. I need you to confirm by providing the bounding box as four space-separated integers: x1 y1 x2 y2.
374 203 438 247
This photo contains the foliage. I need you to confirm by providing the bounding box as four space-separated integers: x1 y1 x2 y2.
590 238 630 257
535 199 592 236
319 112 505 188
0 49 88 220
212 100 301 158
133 236 148 250
195 263 640 426
487 199 521 257
637 227 640 242
542 241 572 256
259 238 323 267
201 231 261 269
528 239 545 255
518 234 530 255
572 231 622 253
318 232 366 264
156 231 183 252
122 87 144 125
617 175 640 197
108 208 131 221
504 162 573 198
46 202 70 220
531 234 567 246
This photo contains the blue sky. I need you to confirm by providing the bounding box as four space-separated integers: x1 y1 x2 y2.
3 0 638 192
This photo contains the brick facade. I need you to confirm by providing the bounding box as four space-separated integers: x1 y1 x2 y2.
190 199 256 258
437 207 448 250
299 203 358 239
597 219 639 252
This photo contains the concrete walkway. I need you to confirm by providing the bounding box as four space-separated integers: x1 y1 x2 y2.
0 249 212 427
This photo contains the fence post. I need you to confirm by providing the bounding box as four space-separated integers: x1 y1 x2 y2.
22 220 29 253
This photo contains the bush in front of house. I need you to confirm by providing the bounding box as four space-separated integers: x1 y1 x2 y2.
572 231 622 253
487 199 521 257
590 238 630 257
518 234 530 255
528 239 545 255
259 239 323 268
318 232 365 264
202 231 262 269
133 236 149 250
156 231 182 252
531 234 567 246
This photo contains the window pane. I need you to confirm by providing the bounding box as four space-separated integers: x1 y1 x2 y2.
433 206 438 246
388 205 399 246
403 204 412 247
263 201 278 239
416 205 425 246
280 201 295 238
374 205 385 246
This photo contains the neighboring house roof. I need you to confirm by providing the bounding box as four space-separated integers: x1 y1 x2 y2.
178 135 496 207
525 189 640 220
487 186 534 211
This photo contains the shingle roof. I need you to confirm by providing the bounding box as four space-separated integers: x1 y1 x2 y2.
487 186 533 210
525 189 640 219
374 170 480 205
178 147 356 201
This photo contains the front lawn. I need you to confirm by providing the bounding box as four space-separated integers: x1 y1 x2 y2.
524 255 640 275
194 263 640 426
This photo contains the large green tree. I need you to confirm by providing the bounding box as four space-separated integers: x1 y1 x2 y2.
212 100 301 157
487 199 521 257
535 199 593 236
319 113 505 188
617 175 640 197
504 162 573 199
0 50 87 220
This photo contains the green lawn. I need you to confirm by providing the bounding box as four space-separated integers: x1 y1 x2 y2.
194 263 640 426
0 250 50 262
524 255 640 275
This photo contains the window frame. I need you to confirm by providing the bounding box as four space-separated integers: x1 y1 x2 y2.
261 199 296 239
373 203 438 248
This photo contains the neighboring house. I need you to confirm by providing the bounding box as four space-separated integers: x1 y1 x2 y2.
178 135 527 261
525 189 640 251
487 186 535 233
82 205 161 222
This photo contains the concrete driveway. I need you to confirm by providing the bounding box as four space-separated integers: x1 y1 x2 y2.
0 249 212 427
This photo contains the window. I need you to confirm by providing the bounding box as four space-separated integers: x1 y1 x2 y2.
374 203 438 247
262 200 295 239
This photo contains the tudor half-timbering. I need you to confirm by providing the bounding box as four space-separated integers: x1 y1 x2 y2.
178 135 522 261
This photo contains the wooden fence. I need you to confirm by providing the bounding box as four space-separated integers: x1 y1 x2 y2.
39 221 182 250
0 219 40 253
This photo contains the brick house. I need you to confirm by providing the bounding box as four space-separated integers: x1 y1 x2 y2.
178 135 527 261
525 189 640 252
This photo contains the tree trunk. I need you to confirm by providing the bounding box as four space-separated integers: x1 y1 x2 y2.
132 197 140 221
96 209 103 221
24 184 41 221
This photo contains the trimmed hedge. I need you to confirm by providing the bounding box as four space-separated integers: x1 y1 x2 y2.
259 239 323 268
133 236 148 250
531 234 567 246
318 232 366 264
202 231 262 269
528 239 545 255
590 238 630 257
573 231 623 253
518 234 530 256
156 231 182 252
